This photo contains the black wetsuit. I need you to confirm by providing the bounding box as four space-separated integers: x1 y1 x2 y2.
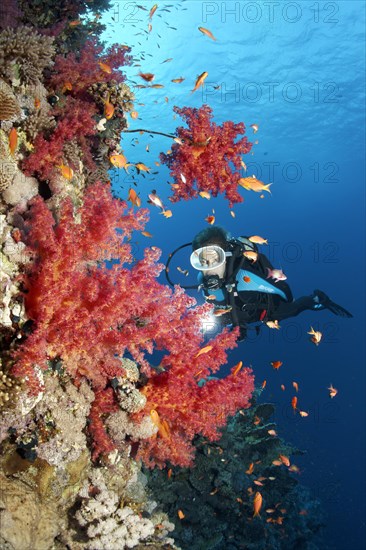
201 250 351 337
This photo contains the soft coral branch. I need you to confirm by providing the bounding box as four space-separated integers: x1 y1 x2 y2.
49 39 132 94
160 105 253 207
22 96 98 180
134 327 254 468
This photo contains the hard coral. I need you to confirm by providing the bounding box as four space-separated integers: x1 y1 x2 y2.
0 79 21 121
0 26 55 86
160 105 253 207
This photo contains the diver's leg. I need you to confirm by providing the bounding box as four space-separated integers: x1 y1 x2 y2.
272 291 353 321
272 296 315 321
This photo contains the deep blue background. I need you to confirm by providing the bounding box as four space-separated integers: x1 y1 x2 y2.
101 2 365 548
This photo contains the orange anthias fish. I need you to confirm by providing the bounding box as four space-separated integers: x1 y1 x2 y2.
250 123 259 133
59 163 74 180
248 235 268 245
328 384 338 398
243 250 258 262
171 77 185 83
98 62 112 74
308 326 322 346
198 26 217 40
213 307 233 317
109 153 127 168
266 320 280 330
148 190 165 210
149 3 158 19
191 71 208 93
253 492 263 517
130 111 139 119
271 361 283 370
103 93 115 120
246 462 254 475
291 396 298 412
177 509 185 520
138 71 155 82
8 127 18 156
232 361 243 376
238 176 272 194
266 268 287 282
135 162 150 173
150 409 161 428
162 209 173 218
195 345 213 358
205 214 215 224
158 419 170 439
292 381 299 392
61 81 73 93
127 188 141 207
199 191 211 199
279 454 290 467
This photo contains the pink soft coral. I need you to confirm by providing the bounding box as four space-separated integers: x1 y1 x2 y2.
160 105 253 207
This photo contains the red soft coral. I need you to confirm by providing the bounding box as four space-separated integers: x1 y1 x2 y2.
11 182 149 391
88 387 120 462
134 326 254 468
49 39 132 94
12 183 254 465
22 96 98 181
160 105 253 207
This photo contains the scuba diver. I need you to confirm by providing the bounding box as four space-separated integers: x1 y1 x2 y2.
165 226 353 341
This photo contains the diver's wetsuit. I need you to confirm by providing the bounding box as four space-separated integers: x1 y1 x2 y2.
201 250 352 335
233 253 318 323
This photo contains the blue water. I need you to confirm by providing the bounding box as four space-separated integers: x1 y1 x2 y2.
101 2 365 549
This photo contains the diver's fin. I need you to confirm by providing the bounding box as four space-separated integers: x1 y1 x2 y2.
313 290 353 318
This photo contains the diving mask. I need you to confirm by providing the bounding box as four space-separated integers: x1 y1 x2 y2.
190 245 226 272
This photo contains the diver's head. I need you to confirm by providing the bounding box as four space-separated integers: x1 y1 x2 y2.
192 226 230 252
190 227 230 289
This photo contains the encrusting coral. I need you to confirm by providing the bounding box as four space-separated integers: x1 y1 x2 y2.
0 359 24 410
0 79 21 121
